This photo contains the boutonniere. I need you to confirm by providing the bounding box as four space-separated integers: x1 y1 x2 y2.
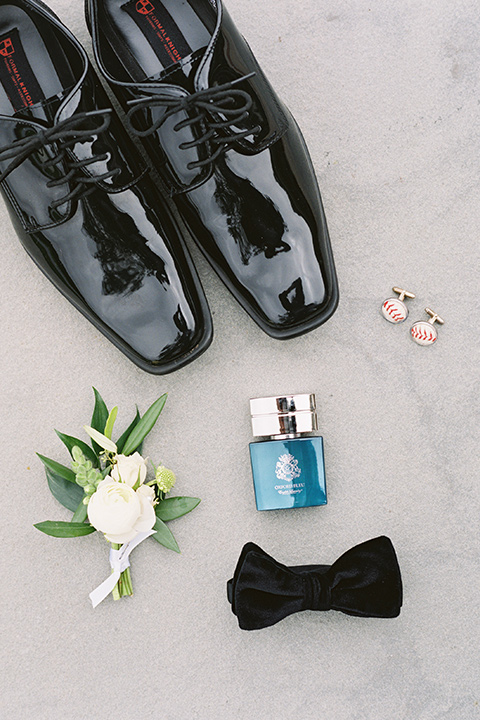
35 389 200 607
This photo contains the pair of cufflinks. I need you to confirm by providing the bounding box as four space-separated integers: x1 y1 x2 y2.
381 287 444 345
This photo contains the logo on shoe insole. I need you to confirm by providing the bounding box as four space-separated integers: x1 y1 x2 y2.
0 29 45 110
136 0 154 14
124 0 192 65
0 38 14 57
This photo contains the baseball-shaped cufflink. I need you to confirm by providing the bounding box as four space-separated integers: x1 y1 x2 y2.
410 307 444 345
381 287 416 324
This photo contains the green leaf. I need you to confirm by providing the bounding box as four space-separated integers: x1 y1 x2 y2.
46 468 84 512
104 406 118 439
54 431 98 466
83 425 117 454
90 388 109 454
37 454 76 483
34 521 96 538
155 496 201 522
151 517 180 553
71 500 88 523
116 408 141 453
122 394 167 456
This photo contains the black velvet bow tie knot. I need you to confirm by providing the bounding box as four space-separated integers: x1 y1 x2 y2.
227 536 403 630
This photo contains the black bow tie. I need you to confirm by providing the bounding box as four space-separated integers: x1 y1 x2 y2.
227 536 403 630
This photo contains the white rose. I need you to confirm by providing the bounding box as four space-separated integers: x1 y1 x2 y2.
87 477 156 544
134 485 156 532
111 452 147 488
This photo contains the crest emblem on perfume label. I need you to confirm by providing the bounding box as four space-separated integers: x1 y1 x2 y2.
275 453 301 481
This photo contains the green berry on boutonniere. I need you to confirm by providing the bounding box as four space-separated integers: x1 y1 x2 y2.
71 445 103 500
155 465 176 493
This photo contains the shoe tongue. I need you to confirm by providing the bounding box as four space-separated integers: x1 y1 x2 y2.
13 85 74 125
145 47 205 93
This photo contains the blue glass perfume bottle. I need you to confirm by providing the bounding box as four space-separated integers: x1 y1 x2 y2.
249 394 327 511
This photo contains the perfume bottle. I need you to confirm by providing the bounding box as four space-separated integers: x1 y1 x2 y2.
249 394 327 511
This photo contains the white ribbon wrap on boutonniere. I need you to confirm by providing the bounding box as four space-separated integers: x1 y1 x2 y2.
89 530 156 608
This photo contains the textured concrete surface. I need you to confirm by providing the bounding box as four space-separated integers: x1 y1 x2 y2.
1 1 479 718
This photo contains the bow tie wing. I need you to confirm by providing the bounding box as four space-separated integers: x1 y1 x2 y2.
227 542 307 630
325 536 403 618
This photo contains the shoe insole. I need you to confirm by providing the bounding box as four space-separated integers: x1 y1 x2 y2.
102 0 215 82
0 5 75 116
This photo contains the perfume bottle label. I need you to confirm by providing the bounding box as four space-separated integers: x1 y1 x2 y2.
249 436 326 511
274 453 305 496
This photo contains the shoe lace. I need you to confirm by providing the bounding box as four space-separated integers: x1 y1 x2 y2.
0 109 121 210
125 73 261 171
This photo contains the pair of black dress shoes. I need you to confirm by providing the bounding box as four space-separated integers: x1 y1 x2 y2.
0 0 338 373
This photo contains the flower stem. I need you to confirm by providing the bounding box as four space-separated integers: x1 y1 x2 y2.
122 567 133 596
111 543 121 601
110 543 134 600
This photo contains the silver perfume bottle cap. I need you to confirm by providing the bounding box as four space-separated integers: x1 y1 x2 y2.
250 394 318 437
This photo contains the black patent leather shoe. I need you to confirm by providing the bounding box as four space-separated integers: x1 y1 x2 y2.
0 0 212 373
86 0 339 339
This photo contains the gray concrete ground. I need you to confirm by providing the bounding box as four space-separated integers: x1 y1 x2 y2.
1 0 479 718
